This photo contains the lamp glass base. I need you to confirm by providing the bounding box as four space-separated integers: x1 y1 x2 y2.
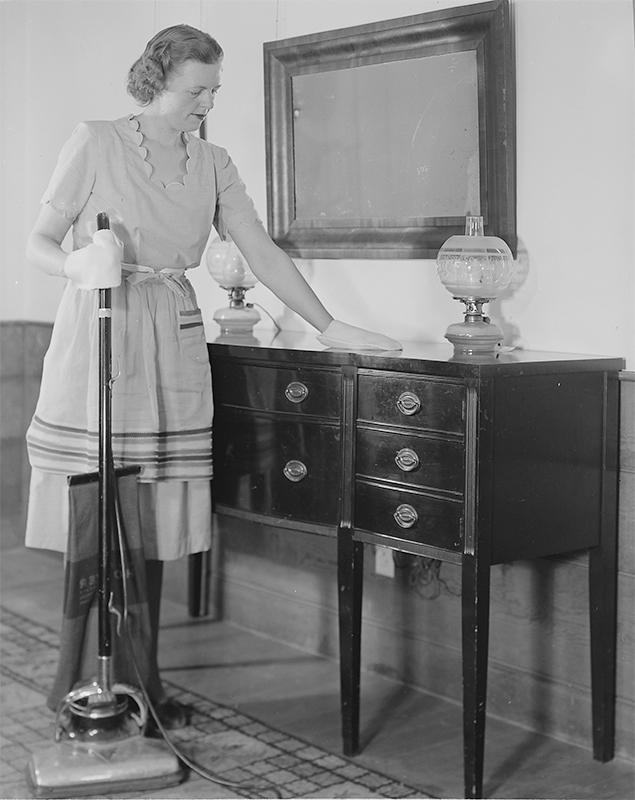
445 319 502 356
213 305 260 334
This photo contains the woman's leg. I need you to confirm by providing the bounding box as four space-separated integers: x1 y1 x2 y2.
143 559 188 729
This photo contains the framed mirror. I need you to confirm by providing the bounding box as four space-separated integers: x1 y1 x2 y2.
264 0 516 259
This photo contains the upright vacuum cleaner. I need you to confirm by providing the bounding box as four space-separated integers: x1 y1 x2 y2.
26 213 183 797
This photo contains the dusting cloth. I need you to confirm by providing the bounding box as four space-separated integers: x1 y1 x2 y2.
317 319 402 351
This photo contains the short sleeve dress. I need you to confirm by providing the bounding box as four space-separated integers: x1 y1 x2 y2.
25 115 262 560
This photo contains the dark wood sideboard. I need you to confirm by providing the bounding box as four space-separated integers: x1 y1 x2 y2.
204 332 623 799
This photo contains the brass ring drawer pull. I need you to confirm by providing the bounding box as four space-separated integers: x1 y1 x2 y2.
283 459 308 482
395 447 420 472
393 503 418 529
284 381 309 403
396 390 421 416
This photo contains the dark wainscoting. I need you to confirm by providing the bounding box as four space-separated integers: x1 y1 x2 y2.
0 321 52 549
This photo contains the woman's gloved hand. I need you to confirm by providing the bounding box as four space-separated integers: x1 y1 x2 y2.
63 230 123 290
317 320 402 352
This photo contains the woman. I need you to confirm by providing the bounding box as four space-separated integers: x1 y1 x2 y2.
25 24 399 730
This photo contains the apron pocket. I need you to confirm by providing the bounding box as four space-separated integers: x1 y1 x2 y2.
178 309 209 389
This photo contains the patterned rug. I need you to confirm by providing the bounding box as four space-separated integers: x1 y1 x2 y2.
0 606 426 799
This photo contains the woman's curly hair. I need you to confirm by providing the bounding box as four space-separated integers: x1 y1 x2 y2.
127 24 223 105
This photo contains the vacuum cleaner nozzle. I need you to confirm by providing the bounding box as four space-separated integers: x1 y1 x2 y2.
26 736 184 798
26 667 183 796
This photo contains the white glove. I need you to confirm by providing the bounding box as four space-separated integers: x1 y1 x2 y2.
317 320 402 352
63 230 123 290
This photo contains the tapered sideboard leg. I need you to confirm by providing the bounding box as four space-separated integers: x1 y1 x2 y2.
461 555 491 800
188 551 209 618
589 541 617 762
338 528 364 756
589 369 619 762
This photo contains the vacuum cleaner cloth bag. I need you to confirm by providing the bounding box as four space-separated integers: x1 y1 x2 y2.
47 470 155 711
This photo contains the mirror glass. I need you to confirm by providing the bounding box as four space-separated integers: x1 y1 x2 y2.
293 51 479 221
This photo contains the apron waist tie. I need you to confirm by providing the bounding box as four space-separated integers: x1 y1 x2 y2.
122 263 189 298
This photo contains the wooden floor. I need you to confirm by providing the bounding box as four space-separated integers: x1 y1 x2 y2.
1 545 633 800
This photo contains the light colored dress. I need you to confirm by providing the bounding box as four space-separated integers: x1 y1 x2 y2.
25 115 261 560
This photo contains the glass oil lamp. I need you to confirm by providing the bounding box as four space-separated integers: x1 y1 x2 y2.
206 239 261 335
436 216 514 355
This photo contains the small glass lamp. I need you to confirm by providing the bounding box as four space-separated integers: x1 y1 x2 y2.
206 239 261 335
436 216 514 355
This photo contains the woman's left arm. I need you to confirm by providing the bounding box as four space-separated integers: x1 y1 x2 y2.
229 222 333 333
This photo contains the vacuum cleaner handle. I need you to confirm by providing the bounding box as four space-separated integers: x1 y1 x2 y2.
97 212 114 666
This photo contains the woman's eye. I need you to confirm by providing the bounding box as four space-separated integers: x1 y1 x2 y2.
189 88 219 98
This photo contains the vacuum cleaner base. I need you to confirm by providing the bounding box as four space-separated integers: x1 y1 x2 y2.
26 735 184 798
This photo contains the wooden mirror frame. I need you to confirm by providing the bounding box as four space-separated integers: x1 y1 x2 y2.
263 0 516 259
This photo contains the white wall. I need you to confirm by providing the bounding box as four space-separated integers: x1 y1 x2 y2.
2 0 633 368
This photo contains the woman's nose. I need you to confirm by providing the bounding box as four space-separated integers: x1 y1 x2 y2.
201 89 216 109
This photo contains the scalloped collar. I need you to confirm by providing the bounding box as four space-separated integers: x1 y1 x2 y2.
126 114 193 189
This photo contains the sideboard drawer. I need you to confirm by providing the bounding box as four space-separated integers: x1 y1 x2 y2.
213 359 341 418
357 372 465 433
214 409 340 525
354 481 463 551
356 428 464 495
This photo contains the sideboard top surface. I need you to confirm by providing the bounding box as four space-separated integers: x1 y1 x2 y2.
208 331 624 376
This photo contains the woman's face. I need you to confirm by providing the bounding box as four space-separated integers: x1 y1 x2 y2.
154 59 223 132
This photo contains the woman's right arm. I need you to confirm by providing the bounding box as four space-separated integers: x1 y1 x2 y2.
25 204 73 277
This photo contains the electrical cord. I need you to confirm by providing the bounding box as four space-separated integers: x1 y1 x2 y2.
112 492 282 799
394 553 461 599
251 302 282 333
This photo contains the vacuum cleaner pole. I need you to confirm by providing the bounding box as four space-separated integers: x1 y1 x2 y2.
96 211 113 692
